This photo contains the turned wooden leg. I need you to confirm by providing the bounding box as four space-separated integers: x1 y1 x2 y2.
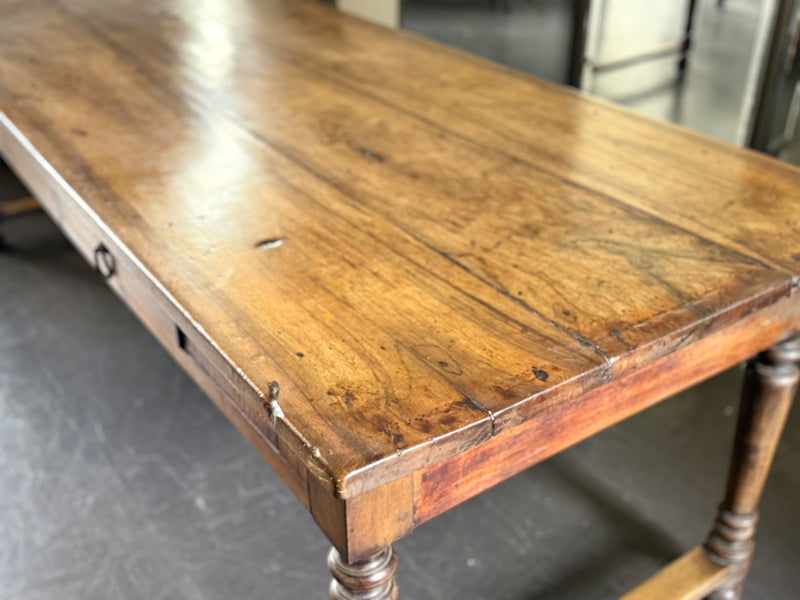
704 336 800 599
328 546 398 600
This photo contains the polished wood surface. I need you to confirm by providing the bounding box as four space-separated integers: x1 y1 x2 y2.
2 0 800 586
2 0 799 498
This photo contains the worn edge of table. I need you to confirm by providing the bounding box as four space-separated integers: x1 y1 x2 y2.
4 103 800 564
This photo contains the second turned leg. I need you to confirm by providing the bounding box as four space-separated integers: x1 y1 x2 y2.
705 336 800 599
328 546 398 600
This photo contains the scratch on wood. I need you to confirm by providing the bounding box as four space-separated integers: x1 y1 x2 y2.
255 238 285 249
359 148 385 162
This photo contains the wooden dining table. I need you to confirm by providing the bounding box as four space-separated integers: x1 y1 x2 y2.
2 0 800 598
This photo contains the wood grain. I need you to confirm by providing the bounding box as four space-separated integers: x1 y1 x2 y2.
2 0 800 520
310 474 413 563
49 0 794 368
413 292 800 524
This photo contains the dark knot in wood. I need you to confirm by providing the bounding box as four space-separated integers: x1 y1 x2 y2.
328 546 398 600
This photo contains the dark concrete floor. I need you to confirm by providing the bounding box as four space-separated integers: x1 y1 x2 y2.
2 169 800 599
